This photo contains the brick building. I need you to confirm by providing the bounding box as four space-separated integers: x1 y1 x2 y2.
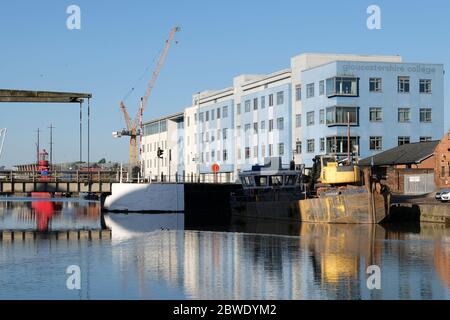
360 131 450 194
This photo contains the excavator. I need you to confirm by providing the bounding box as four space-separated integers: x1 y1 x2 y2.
307 155 362 197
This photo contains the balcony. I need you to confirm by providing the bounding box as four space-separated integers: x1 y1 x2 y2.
326 77 359 97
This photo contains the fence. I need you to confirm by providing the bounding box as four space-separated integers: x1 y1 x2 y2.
0 170 120 183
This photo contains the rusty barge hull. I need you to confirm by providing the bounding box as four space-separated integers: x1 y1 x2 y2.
298 191 390 224
231 191 390 224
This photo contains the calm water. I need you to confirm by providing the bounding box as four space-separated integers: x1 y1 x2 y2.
0 197 449 300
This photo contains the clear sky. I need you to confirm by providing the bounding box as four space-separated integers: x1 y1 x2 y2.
0 0 449 167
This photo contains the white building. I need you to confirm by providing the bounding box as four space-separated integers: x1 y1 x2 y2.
141 53 446 181
141 112 184 181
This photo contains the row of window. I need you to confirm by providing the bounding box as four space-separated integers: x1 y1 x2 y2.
189 106 229 127
294 135 433 154
188 128 229 146
295 107 432 127
237 143 285 160
237 91 285 114
369 136 433 151
296 77 433 101
143 140 167 153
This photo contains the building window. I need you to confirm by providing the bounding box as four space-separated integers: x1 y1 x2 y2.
253 98 258 110
223 150 228 161
420 136 432 142
276 91 284 105
295 84 302 101
307 111 315 126
244 123 251 132
245 147 250 159
217 108 221 119
319 80 325 96
253 146 258 158
326 107 359 126
236 103 241 115
261 96 266 109
269 94 274 107
253 122 258 134
419 79 432 94
223 106 228 118
442 166 446 178
369 107 383 122
223 128 228 140
205 111 209 122
306 83 314 98
369 78 382 92
269 144 273 156
319 109 325 124
398 108 411 123
269 119 274 132
245 100 251 112
326 77 359 97
205 132 209 142
199 112 204 122
278 143 284 156
277 117 284 130
370 136 383 151
295 114 301 128
326 136 359 154
398 136 410 146
307 139 315 153
420 108 432 123
320 138 325 152
211 150 215 160
398 76 410 93
261 120 266 131
296 141 302 154
261 145 266 157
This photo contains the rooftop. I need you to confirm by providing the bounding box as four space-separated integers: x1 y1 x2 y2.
359 141 440 166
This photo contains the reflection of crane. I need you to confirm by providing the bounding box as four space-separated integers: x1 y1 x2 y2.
0 128 6 161
113 26 180 171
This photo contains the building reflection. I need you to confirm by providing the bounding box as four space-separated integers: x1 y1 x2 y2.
108 214 450 300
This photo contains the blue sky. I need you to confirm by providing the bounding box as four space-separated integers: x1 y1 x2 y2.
0 0 449 167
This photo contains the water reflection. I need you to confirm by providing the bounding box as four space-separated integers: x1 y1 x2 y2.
0 199 449 299
0 197 101 231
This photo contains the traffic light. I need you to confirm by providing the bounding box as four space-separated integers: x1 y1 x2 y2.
157 147 164 159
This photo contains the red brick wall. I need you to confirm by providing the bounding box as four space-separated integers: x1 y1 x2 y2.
384 168 435 193
434 132 450 189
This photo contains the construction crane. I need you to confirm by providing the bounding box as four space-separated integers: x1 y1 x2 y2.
113 26 180 171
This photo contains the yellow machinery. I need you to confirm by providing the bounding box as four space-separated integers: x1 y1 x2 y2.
319 156 361 185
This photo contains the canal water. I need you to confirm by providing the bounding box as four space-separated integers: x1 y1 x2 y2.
0 197 449 300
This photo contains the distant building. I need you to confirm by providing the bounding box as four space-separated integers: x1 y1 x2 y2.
140 53 446 183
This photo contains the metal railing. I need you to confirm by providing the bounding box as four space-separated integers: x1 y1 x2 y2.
147 173 237 184
0 170 121 183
